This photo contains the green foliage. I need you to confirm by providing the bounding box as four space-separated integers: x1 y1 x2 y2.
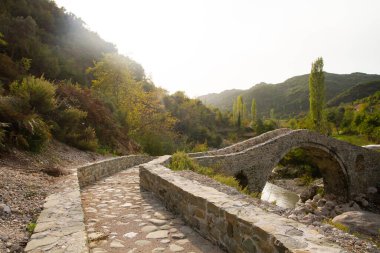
164 92 226 150
309 57 327 133
0 32 7 46
199 73 380 119
169 152 258 198
251 98 257 123
324 219 350 233
213 174 241 188
0 0 116 84
300 174 314 186
232 95 248 127
328 80 380 107
250 192 262 199
10 76 56 115
169 151 196 171
0 77 55 151
253 118 278 135
333 134 372 146
192 142 208 152
327 91 380 143
317 187 325 196
26 222 36 234
55 83 135 154
53 107 98 151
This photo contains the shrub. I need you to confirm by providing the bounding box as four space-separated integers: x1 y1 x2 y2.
0 95 51 151
10 76 56 115
21 115 51 152
213 174 241 188
53 107 98 151
192 142 208 152
169 151 198 171
55 83 134 154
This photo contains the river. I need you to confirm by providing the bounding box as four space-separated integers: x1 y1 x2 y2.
261 182 300 209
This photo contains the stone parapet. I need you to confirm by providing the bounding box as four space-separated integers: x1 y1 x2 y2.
77 155 153 188
140 159 346 253
189 128 292 157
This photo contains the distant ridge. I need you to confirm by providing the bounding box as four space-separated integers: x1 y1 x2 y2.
198 72 380 118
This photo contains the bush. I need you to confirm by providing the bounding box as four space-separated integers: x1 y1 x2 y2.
169 151 198 171
53 107 98 151
56 83 134 154
192 142 208 152
0 96 51 151
10 76 56 115
212 174 241 188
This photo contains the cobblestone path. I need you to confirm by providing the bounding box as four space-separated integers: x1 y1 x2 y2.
81 167 224 253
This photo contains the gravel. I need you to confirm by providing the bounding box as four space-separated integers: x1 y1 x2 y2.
0 140 109 252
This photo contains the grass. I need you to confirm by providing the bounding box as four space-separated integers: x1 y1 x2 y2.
324 219 350 233
299 174 314 186
317 187 325 196
332 134 373 146
169 151 262 199
26 222 36 233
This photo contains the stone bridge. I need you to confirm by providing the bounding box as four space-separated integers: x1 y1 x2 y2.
190 129 380 200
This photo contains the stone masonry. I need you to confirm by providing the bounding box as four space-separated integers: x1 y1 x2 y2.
140 157 347 253
25 155 153 253
191 129 380 200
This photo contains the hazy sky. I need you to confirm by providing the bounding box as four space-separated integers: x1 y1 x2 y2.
54 0 380 97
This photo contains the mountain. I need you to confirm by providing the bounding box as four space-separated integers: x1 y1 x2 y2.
327 80 380 107
198 72 380 118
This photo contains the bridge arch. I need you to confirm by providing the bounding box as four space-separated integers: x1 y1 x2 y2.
268 142 350 200
194 129 380 201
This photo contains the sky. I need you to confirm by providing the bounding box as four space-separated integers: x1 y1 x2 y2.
54 0 380 97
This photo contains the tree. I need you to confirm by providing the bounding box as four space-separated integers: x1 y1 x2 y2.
251 99 257 123
235 95 244 128
270 108 275 119
309 57 326 133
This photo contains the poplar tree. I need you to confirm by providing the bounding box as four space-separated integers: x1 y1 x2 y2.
309 57 326 133
236 95 244 127
251 99 257 123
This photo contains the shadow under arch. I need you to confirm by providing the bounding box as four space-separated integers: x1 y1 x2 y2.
272 142 350 201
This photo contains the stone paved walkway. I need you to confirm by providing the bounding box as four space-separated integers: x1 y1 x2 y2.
81 167 224 253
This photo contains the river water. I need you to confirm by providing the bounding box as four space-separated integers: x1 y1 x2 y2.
261 182 300 209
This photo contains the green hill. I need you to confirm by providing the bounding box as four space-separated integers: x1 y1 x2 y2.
327 80 380 107
198 72 380 118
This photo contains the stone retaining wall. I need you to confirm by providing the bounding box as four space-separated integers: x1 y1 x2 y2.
140 158 346 253
25 155 153 253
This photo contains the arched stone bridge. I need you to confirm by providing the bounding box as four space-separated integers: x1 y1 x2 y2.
190 129 380 200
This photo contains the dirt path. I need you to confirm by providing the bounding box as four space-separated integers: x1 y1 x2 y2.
81 167 224 253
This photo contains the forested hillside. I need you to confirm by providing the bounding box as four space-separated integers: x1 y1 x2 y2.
0 0 230 155
327 80 380 107
199 73 380 118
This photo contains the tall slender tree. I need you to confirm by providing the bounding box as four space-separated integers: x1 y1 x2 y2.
236 95 244 127
309 57 326 133
251 98 257 123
